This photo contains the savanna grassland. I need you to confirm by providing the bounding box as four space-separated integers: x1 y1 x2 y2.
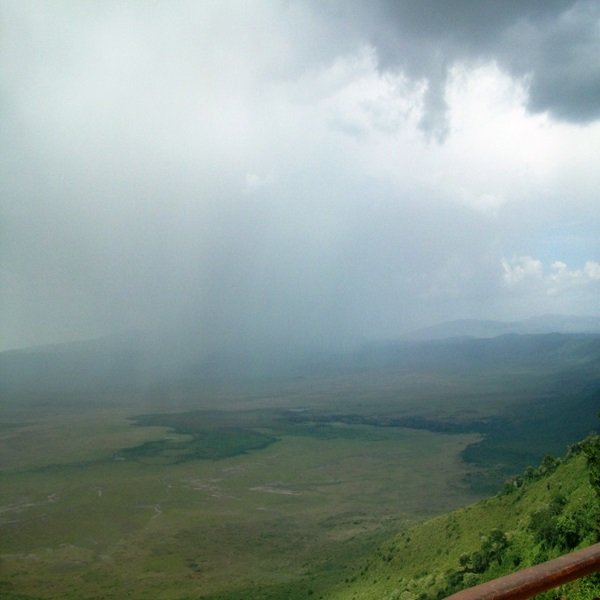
1 335 599 599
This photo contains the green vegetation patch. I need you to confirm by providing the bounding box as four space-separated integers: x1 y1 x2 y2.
119 426 278 463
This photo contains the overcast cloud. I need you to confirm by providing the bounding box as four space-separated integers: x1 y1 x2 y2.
1 1 599 352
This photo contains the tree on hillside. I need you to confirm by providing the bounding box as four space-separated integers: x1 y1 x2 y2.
583 427 600 540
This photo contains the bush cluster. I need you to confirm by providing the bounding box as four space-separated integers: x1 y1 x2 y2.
432 529 510 599
502 454 562 494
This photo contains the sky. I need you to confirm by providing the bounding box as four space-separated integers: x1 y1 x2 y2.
1 0 600 353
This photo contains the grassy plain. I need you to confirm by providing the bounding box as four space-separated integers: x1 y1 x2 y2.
1 358 598 599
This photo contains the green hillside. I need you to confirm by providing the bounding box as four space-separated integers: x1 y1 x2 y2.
329 434 600 600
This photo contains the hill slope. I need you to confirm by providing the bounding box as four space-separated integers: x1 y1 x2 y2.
329 436 600 600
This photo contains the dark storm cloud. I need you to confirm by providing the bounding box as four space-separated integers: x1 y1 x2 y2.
321 0 600 137
1 1 599 353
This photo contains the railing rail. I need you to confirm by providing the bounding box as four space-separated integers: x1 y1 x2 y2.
444 542 600 600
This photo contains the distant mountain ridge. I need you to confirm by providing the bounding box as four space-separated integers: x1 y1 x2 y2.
355 332 600 375
2 329 600 394
401 315 600 341
3 313 600 393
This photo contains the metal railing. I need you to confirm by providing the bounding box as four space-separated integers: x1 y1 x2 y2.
444 542 600 600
